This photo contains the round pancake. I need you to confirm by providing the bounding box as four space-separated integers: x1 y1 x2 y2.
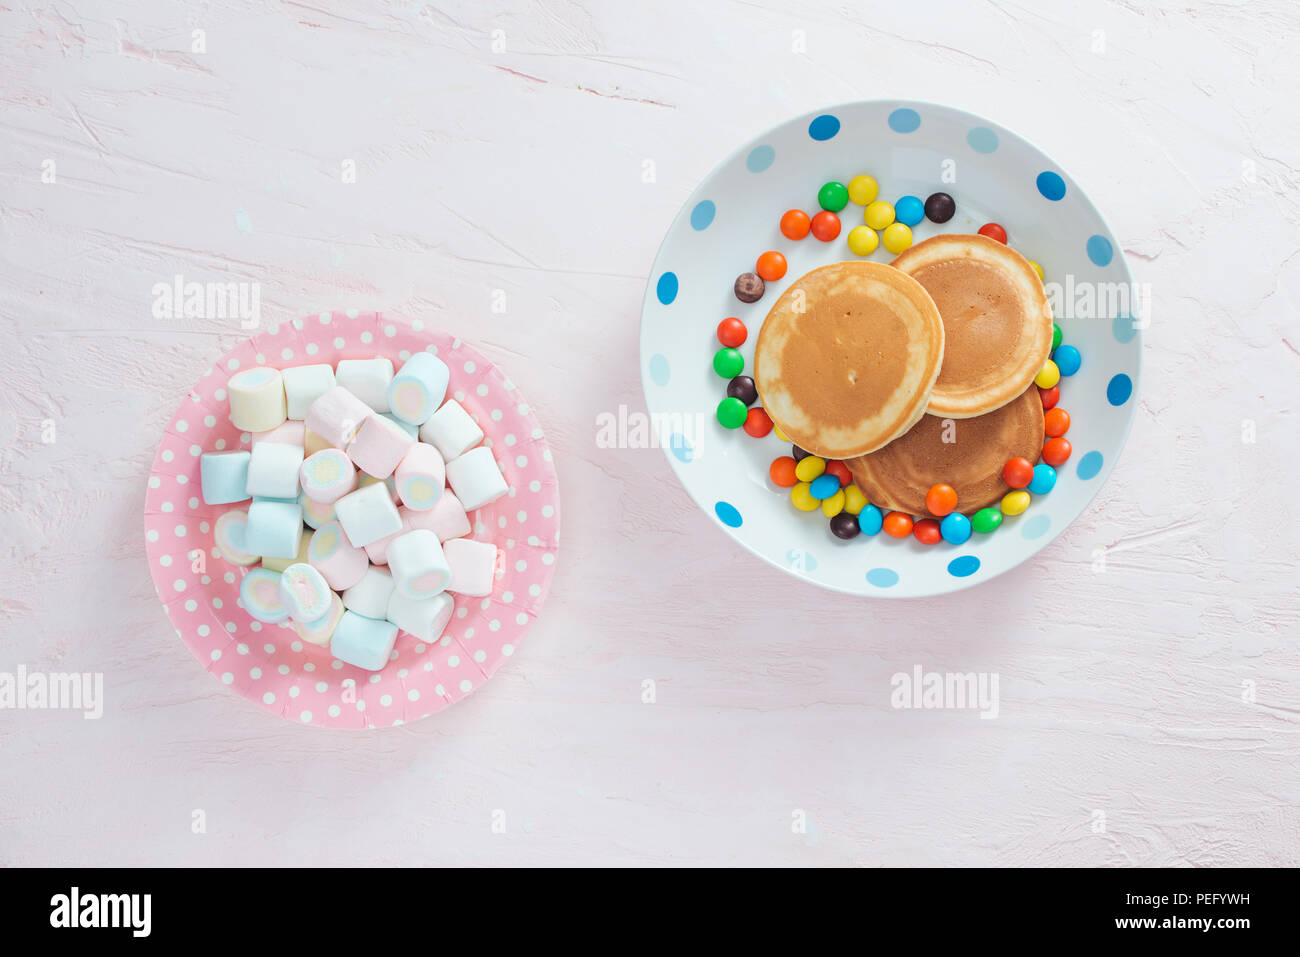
891 234 1053 419
844 384 1044 516
753 261 944 459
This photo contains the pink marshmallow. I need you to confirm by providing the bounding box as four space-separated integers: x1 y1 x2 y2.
394 442 446 511
347 414 415 479
251 420 306 447
404 492 471 542
305 386 371 449
306 521 369 591
444 538 498 597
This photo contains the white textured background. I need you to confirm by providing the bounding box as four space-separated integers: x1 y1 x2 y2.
1 0 1297 867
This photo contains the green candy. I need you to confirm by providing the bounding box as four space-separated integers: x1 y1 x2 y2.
818 181 849 213
1051 323 1062 353
716 397 747 429
713 347 744 379
971 507 1003 534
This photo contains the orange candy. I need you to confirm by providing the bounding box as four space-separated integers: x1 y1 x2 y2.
925 483 958 517
1043 408 1071 438
769 456 798 487
780 209 811 240
824 460 852 487
1002 457 1034 489
883 511 914 538
810 210 842 242
744 407 773 437
1042 437 1072 467
913 518 942 544
755 251 788 282
1039 385 1059 411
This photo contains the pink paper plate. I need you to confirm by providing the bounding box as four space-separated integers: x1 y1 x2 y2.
144 311 560 729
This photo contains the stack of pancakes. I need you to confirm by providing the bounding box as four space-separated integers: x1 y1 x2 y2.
754 234 1053 516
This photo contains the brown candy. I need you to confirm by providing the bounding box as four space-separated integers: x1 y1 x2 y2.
734 272 765 303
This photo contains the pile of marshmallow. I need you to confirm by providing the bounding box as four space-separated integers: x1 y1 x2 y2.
198 352 509 671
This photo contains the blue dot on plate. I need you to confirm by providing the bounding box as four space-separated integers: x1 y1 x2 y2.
808 114 840 141
690 200 716 231
1076 450 1104 480
1021 515 1051 540
656 271 678 305
1036 171 1066 201
648 353 670 386
1086 234 1113 266
746 145 775 172
947 555 981 578
714 501 742 528
1107 373 1133 406
866 567 899 588
669 432 693 463
967 126 999 153
888 108 920 133
1112 314 1138 344
786 548 818 572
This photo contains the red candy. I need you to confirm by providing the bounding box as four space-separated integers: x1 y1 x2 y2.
756 250 788 282
824 460 852 487
978 222 1007 244
1043 408 1071 438
780 209 811 240
912 518 942 545
882 511 914 538
925 483 958 517
717 317 747 348
769 456 798 487
1042 437 1072 467
1039 385 1059 411
1002 457 1034 489
810 211 842 242
743 407 773 438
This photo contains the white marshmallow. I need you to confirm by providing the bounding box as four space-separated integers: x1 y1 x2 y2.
445 446 508 511
279 562 334 622
227 366 287 433
419 399 483 460
305 386 371 449
342 566 395 620
281 363 336 420
333 480 403 547
386 529 451 599
336 357 394 413
386 591 453 643
245 441 305 500
443 538 498 597
251 420 305 448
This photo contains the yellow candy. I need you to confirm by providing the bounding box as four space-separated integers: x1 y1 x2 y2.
1027 260 1044 281
794 456 826 482
1034 359 1061 389
791 482 820 511
821 489 845 517
847 174 879 206
843 484 868 515
882 222 912 254
773 424 789 442
1001 490 1031 516
864 200 895 230
846 226 879 256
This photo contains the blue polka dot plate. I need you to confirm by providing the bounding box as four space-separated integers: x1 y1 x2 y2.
639 100 1141 597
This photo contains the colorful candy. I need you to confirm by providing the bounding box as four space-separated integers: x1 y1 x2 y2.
1027 260 1044 281
727 375 758 405
829 511 860 539
939 512 972 545
924 192 955 223
882 223 913 253
978 222 1007 244
1054 344 1081 377
299 448 356 504
791 445 810 461
894 195 924 227
790 482 819 511
846 226 879 256
279 562 334 623
1039 385 1060 411
818 181 849 212
743 407 773 437
386 352 449 426
769 457 798 487
808 474 839 500
821 489 845 517
858 504 883 535
1028 463 1057 495
1051 323 1063 352
913 518 941 545
882 511 914 538
1041 437 1072 467
1001 457 1034 489
843 485 868 515
717 397 747 429
780 209 811 239
213 509 259 566
713 347 744 379
925 483 958 517
1043 408 1070 437
810 211 841 241
717 317 747 348
847 175 879 206
734 272 765 303
240 567 289 623
394 442 447 511
1034 359 1060 390
864 201 895 230
824 460 852 487
1000 490 1031 516
971 507 1003 534
794 456 825 482
756 251 788 282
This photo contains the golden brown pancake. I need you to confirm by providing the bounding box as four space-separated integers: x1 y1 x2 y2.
753 261 944 459
844 384 1044 515
891 234 1053 419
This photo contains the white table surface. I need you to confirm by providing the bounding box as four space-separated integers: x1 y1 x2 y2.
1 0 1297 867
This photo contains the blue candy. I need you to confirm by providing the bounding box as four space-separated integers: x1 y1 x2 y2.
330 610 400 671
1028 463 1057 495
200 450 251 505
894 195 924 227
940 512 972 545
858 504 883 535
1053 344 1081 376
809 474 840 500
